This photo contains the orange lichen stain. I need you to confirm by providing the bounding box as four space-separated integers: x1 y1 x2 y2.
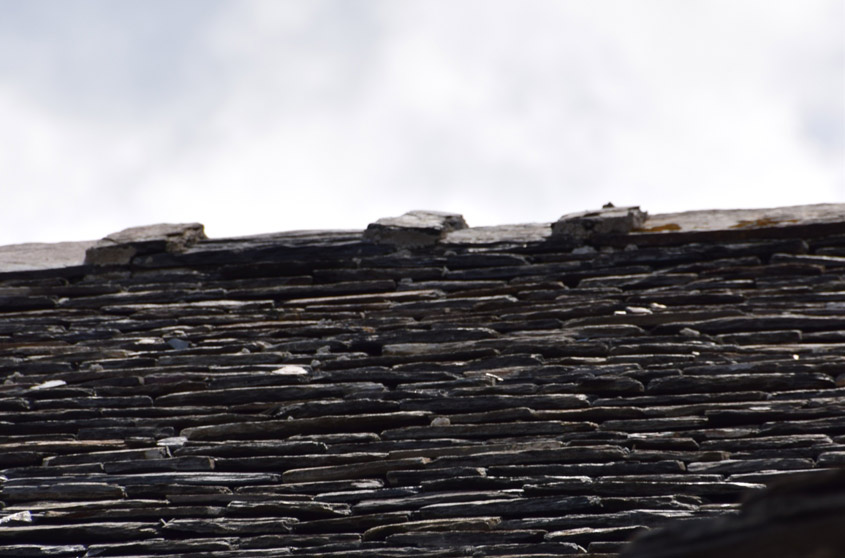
635 223 682 232
730 217 799 229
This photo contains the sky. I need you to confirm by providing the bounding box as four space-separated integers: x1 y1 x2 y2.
1 0 843 245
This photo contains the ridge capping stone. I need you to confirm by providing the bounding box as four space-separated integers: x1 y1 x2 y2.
364 210 468 247
551 206 648 244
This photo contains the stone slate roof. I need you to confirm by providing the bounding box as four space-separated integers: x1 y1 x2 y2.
1 204 845 557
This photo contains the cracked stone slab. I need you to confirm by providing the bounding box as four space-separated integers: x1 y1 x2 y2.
364 210 468 247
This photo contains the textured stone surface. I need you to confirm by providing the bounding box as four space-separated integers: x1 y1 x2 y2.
84 222 206 265
552 206 647 243
0 203 844 557
363 210 468 247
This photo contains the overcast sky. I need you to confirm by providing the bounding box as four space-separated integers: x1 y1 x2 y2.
1 0 843 245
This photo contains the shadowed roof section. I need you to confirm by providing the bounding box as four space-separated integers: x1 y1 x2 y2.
0 203 844 557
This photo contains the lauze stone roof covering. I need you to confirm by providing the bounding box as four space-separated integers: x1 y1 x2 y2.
0 204 844 557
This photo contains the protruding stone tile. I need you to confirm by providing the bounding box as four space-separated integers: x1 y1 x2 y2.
552 206 647 243
364 211 468 247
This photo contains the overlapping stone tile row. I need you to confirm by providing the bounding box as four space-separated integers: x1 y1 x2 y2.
0 229 844 557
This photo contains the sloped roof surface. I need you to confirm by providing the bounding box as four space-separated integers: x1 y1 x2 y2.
1 204 845 557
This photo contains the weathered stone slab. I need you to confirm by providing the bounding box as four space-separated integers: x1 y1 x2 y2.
647 373 835 394
282 457 430 483
599 416 708 432
2 472 280 490
488 460 685 478
262 479 385 496
686 458 814 474
418 495 602 518
546 525 647 545
293 511 411 534
0 240 95 272
431 446 627 468
84 537 235 557
284 289 443 308
381 421 596 440
40 504 224 522
274 398 401 419
364 211 468 247
182 412 430 440
699 434 832 451
1 482 125 502
628 203 845 246
238 533 361 550
226 500 350 519
362 517 501 541
817 451 845 467
85 223 206 266
0 545 88 557
500 509 697 532
387 439 564 460
601 496 703 514
103 456 215 474
0 522 158 543
552 206 647 243
397 394 589 413
44 446 169 466
386 529 546 546
385 467 486 487
760 415 845 436
161 517 297 536
175 440 327 458
312 486 418 504
525 479 763 499
0 451 45 468
353 490 520 514
441 407 537 424
213 453 382 473
657 314 845 335
716 329 802 345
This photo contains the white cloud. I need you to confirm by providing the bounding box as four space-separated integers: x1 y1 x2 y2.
0 0 841 244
